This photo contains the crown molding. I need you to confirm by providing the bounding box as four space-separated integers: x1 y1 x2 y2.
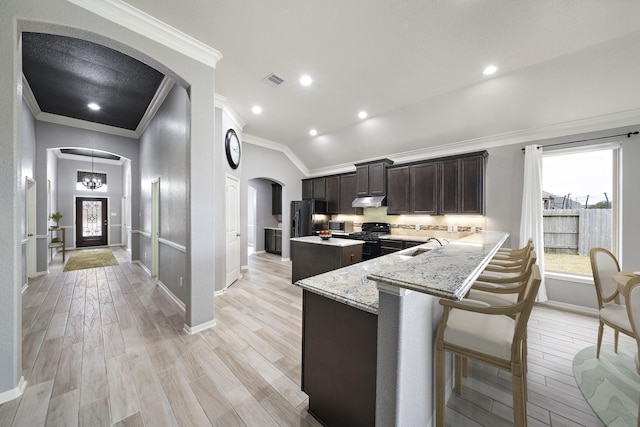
135 76 174 135
214 94 246 130
242 133 309 176
21 75 40 117
67 0 222 68
37 112 138 138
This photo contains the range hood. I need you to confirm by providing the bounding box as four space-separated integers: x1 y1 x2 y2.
352 196 386 208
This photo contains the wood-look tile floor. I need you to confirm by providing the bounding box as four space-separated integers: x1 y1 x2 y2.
0 248 635 426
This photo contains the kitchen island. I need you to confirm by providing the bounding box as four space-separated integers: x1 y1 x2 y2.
294 231 509 427
290 235 364 283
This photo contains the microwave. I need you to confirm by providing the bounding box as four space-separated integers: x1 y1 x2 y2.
328 221 353 233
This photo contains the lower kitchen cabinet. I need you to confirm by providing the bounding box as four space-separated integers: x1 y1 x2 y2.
265 228 282 255
380 238 424 255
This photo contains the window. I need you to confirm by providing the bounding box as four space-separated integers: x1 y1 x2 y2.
542 145 619 276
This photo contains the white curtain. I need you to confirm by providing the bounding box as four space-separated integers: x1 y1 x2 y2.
520 145 547 301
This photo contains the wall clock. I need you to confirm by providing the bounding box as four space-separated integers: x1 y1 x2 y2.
225 128 241 169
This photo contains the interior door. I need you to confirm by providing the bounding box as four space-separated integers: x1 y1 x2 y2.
151 179 159 277
76 197 108 247
225 174 241 287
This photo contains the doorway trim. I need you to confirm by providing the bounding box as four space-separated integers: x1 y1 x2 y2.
26 177 37 279
151 178 159 277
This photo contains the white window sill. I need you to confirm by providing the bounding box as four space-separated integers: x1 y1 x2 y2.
545 271 594 285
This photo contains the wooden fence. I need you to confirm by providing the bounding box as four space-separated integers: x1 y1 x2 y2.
543 209 611 255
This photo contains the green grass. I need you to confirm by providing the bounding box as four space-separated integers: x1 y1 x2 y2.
543 253 592 276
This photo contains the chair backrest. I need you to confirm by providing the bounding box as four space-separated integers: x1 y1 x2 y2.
512 264 542 357
590 248 621 307
625 277 640 374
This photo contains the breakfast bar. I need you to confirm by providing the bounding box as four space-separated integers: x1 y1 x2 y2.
294 231 509 427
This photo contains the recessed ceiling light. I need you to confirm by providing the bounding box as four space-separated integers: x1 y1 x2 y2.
252 105 263 115
300 75 313 86
88 102 100 111
358 111 368 119
309 129 318 136
483 65 498 75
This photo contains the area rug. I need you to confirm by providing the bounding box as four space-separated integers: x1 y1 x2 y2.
573 344 639 426
63 249 118 271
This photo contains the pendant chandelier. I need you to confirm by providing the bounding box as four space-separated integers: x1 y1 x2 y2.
82 150 103 190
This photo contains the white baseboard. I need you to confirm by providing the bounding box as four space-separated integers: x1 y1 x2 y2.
21 284 28 293
157 280 186 313
132 260 151 276
241 264 249 271
536 300 598 317
281 257 290 262
183 319 216 335
0 377 26 404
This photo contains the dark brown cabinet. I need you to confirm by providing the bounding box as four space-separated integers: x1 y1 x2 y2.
386 166 411 214
386 152 485 216
411 162 438 214
380 238 424 255
302 179 313 200
302 177 328 200
339 173 362 215
355 159 393 196
272 183 282 215
325 175 340 214
265 228 282 255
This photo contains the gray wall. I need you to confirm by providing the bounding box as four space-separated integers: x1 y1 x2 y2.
241 142 305 264
248 178 279 253
138 83 189 304
56 157 124 248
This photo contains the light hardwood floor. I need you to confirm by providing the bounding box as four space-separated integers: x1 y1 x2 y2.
0 248 634 426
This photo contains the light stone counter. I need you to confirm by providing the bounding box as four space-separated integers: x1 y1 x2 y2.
293 231 508 314
290 235 364 247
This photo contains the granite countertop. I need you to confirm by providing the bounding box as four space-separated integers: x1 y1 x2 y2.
369 231 509 300
264 226 282 230
293 231 508 314
290 235 365 247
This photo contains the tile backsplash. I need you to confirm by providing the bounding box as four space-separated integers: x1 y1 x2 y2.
331 207 486 239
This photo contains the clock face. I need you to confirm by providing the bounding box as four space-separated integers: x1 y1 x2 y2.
225 129 241 169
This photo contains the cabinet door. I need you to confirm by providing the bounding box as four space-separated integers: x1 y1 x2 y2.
313 177 326 200
272 183 282 215
265 229 275 253
339 174 361 214
459 155 484 214
302 179 313 200
355 165 369 196
386 166 410 215
275 230 282 254
325 176 340 214
439 159 459 214
411 162 438 214
368 163 386 196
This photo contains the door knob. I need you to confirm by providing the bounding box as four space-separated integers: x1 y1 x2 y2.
28 234 34 237
236 233 241 237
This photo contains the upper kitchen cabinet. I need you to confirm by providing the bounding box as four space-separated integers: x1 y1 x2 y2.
325 175 340 214
339 173 363 215
302 177 327 200
386 151 486 215
302 179 313 200
440 151 487 215
386 166 411 214
272 183 282 215
355 159 393 197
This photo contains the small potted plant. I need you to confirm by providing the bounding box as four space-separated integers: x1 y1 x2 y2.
49 212 63 229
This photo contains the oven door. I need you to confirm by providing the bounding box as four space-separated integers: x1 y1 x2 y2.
362 241 381 260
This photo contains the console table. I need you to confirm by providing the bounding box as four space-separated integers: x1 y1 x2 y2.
48 227 66 262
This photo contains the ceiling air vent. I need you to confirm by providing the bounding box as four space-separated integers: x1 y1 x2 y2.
262 72 285 87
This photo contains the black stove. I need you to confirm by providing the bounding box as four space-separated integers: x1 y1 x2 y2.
348 222 390 260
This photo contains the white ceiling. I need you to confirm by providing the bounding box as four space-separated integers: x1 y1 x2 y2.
123 0 640 173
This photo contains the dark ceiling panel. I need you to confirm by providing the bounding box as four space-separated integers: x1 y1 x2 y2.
22 33 164 131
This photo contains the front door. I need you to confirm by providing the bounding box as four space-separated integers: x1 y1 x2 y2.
76 197 108 247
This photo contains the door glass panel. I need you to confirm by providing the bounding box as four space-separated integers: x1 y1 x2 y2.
82 200 103 237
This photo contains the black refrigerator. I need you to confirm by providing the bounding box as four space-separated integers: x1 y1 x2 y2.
291 200 328 237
